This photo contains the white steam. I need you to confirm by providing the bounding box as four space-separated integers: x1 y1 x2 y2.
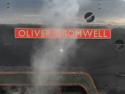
40 0 79 25
31 0 86 94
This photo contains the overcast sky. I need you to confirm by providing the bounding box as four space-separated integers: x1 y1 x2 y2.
0 0 125 24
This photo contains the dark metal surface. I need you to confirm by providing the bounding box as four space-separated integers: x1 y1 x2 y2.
0 24 125 93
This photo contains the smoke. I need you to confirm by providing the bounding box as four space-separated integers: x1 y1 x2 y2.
39 0 80 26
32 40 78 94
32 39 77 85
31 0 87 94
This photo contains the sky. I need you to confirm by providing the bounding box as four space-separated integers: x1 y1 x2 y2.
0 0 125 24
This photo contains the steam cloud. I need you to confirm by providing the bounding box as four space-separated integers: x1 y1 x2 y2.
31 0 85 94
40 0 79 25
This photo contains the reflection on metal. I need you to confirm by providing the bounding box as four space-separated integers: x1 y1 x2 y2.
116 72 125 77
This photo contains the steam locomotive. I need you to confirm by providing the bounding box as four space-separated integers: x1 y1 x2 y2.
0 24 125 94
